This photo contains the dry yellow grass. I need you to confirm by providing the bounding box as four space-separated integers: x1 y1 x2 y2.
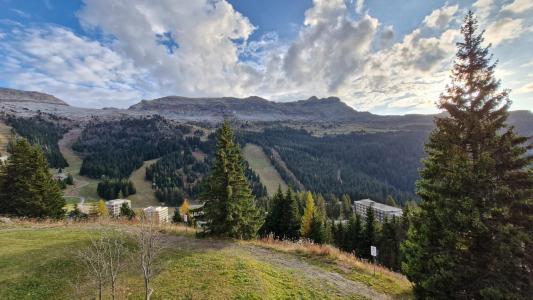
249 235 413 298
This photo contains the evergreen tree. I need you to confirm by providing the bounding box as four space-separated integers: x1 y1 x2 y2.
201 121 263 239
385 196 397 207
300 192 315 238
378 216 401 271
0 138 65 218
309 213 325 243
362 207 376 259
280 188 301 240
262 186 284 237
119 202 135 220
402 12 532 299
341 194 352 219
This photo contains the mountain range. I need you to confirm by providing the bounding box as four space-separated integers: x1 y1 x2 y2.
1 88 531 136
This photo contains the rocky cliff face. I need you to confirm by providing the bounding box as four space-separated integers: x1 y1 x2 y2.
0 88 68 106
128 95 373 122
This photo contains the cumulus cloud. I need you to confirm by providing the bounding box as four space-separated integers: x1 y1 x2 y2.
0 26 150 107
356 0 365 14
78 0 258 98
283 0 379 92
502 0 533 14
1 0 531 113
485 17 524 45
423 4 459 28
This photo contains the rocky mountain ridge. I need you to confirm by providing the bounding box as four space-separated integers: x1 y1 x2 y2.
0 88 68 106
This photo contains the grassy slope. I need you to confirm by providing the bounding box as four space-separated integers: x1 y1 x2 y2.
58 128 100 200
0 121 12 156
0 223 411 299
243 143 287 196
127 158 160 208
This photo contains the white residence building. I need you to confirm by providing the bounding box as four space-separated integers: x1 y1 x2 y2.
105 199 132 217
143 206 169 224
353 199 403 222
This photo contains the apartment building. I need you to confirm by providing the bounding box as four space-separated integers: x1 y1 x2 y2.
353 199 403 222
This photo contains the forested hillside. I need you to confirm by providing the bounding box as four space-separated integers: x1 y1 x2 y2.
243 127 429 204
73 116 193 179
5 115 69 168
73 117 266 204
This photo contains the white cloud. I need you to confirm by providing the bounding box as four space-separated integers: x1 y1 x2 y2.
0 26 150 107
502 0 533 14
1 0 531 114
423 4 459 28
356 0 365 14
485 17 524 45
283 0 379 93
78 0 257 98
515 82 533 94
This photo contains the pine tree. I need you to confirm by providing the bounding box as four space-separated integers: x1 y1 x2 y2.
385 196 397 207
280 188 301 240
201 121 263 239
262 186 284 237
0 138 64 218
402 12 532 299
120 202 135 220
362 206 376 259
300 192 315 238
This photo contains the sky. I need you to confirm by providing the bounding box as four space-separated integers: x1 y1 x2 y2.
0 0 531 114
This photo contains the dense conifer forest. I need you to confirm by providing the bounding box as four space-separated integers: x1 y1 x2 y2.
73 116 193 179
243 127 429 204
5 115 69 168
73 117 266 205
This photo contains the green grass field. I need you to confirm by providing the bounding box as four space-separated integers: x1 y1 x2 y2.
243 143 288 196
0 223 411 299
57 129 100 200
127 158 160 208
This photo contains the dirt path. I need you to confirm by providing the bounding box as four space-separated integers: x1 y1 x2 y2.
160 233 391 300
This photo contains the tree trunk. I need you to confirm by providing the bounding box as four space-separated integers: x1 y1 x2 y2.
98 281 103 300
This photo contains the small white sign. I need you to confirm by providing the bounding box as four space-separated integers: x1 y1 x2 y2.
183 214 188 223
371 246 377 257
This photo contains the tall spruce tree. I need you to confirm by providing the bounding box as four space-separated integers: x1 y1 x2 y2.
201 121 263 239
362 207 376 259
402 12 532 299
280 188 301 240
262 186 284 237
0 138 65 218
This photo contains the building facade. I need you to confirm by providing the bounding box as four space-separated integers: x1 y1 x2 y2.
105 199 132 217
353 199 403 222
143 206 169 224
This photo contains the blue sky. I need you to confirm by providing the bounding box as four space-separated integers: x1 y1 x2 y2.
0 0 531 114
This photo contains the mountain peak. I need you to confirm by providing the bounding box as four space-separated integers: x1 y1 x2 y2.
0 88 68 106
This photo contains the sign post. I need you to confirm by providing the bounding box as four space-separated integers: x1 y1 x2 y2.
370 246 378 276
183 214 188 233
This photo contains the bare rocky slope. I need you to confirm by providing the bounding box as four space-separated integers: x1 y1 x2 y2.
0 88 68 106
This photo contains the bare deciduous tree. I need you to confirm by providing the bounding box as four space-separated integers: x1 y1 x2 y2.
78 235 108 300
78 231 129 300
103 232 128 300
135 216 163 300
